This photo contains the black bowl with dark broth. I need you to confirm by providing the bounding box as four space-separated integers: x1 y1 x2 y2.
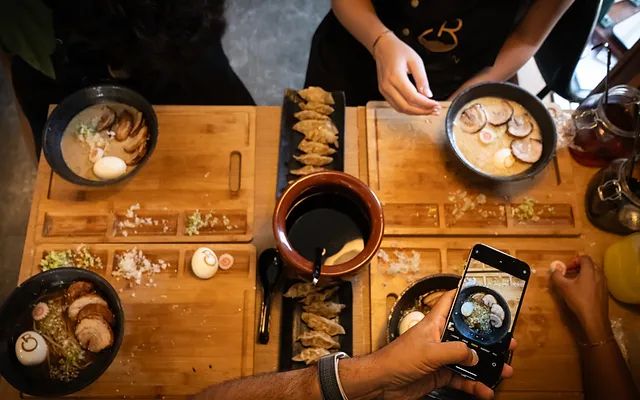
285 190 371 265
43 85 158 186
0 268 124 397
445 82 557 182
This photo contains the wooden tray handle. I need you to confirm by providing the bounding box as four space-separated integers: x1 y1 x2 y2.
229 151 242 195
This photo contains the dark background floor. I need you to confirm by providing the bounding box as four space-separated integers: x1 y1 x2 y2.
0 0 330 302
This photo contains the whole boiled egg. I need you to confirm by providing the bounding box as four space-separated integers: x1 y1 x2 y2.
398 311 425 335
93 156 127 180
15 331 48 366
493 148 515 169
191 247 219 279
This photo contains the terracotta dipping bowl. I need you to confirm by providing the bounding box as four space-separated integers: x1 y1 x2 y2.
273 171 384 278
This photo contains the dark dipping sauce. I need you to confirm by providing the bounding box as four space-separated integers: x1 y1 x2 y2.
286 192 370 262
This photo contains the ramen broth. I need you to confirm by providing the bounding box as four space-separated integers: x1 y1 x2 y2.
286 192 369 265
61 103 139 180
453 97 542 176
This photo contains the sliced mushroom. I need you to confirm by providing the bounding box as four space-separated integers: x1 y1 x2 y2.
511 138 543 164
126 141 148 166
123 125 149 153
507 114 533 137
458 103 487 133
113 110 133 141
489 314 503 328
486 101 513 125
129 111 144 138
491 304 505 321
95 106 116 131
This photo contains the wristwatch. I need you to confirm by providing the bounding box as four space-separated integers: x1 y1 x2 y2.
317 351 350 400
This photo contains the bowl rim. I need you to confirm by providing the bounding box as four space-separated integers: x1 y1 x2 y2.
273 171 384 276
445 81 558 182
0 268 125 396
386 273 460 343
42 84 158 187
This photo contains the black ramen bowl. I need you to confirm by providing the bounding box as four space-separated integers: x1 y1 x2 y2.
445 82 557 182
42 84 158 186
0 268 124 397
387 274 460 343
451 285 511 346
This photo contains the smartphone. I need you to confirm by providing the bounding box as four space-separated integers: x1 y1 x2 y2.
441 243 530 388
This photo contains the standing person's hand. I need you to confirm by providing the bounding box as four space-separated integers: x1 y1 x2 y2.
363 291 514 400
372 32 441 115
550 255 612 342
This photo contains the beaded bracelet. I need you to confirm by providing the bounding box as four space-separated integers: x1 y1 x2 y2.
578 335 616 348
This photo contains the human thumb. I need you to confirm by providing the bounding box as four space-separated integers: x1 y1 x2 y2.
550 260 571 292
429 341 479 368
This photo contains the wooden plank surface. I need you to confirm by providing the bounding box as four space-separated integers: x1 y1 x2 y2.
19 243 256 398
251 106 370 374
366 101 582 236
33 106 256 243
4 104 639 400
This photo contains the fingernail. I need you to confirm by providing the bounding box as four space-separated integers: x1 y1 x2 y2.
426 88 434 98
470 349 479 366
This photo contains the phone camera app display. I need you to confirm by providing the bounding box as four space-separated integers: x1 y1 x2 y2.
447 258 526 349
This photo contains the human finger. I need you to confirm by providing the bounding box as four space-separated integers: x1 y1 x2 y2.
407 57 433 98
448 375 495 400
429 290 456 320
550 261 572 292
509 338 517 351
381 82 437 115
390 73 440 111
428 341 479 368
501 363 514 378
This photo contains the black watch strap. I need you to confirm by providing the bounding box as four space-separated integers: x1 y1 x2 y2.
318 352 349 400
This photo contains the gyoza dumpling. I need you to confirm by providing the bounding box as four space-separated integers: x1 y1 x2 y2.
298 87 335 105
297 330 340 349
292 347 330 365
301 286 339 305
300 101 335 115
283 282 320 299
298 140 336 156
301 312 346 335
290 165 326 176
294 110 330 121
294 154 333 167
293 120 338 135
303 301 346 318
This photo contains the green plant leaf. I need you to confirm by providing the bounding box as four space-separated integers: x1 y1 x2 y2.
0 0 55 79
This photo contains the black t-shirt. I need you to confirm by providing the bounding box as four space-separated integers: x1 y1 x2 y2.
306 0 530 102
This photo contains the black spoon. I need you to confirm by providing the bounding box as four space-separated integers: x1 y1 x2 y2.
258 248 283 344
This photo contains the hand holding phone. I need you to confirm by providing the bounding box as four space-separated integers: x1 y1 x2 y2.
441 244 530 388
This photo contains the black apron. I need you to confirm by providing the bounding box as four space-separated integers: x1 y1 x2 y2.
305 0 529 105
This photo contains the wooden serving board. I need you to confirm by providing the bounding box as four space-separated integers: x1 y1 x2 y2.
370 237 587 394
34 106 255 243
366 102 582 236
22 243 256 398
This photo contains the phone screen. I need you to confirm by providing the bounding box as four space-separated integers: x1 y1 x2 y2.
441 244 529 387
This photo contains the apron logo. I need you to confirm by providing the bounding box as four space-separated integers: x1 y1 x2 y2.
418 18 463 53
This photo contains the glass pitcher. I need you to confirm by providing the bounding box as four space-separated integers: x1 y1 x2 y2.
570 85 640 167
586 158 640 235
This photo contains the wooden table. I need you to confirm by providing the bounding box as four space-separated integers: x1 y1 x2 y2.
1 105 638 399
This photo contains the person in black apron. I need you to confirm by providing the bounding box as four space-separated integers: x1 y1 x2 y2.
11 0 254 157
305 0 572 114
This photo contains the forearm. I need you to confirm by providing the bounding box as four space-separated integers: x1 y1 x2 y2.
451 0 573 97
579 323 639 400
580 342 639 400
332 0 389 54
191 367 321 400
191 354 387 400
